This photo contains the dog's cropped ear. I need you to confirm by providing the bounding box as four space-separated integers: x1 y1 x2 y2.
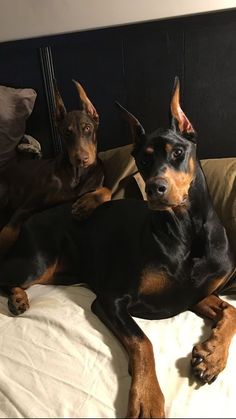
170 77 195 136
72 79 99 124
53 78 67 122
115 102 146 149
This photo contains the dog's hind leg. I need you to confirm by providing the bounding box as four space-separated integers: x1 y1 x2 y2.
190 294 236 384
0 207 33 259
91 296 165 418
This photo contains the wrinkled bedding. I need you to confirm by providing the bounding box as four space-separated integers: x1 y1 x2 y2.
0 284 236 418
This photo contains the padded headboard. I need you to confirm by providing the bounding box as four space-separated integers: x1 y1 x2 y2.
1 9 236 159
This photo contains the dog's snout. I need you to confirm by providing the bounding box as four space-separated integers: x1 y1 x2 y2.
146 178 168 198
156 179 168 196
75 154 89 165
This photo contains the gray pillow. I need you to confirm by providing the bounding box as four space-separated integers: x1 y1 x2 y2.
0 85 37 169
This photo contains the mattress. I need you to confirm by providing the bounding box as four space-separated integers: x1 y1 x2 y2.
0 284 235 418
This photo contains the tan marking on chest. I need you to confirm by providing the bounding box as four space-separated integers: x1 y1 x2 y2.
139 269 170 295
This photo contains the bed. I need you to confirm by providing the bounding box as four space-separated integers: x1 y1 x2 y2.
1 10 236 414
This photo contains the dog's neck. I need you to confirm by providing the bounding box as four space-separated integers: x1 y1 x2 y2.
149 160 214 237
188 161 213 215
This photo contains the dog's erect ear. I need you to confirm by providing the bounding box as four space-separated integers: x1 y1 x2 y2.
170 77 195 135
72 79 99 124
115 102 145 148
53 78 67 122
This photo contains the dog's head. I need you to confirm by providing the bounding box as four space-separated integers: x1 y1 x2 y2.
116 77 197 211
53 79 99 184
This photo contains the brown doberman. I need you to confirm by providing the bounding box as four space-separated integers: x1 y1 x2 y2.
0 79 111 256
0 78 235 418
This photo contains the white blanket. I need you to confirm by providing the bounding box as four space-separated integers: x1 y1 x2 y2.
0 284 236 418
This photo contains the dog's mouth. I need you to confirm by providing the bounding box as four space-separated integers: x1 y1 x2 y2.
147 195 189 211
70 157 96 188
70 165 84 188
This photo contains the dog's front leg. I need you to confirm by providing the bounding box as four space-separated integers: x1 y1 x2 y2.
190 294 236 384
92 296 165 418
72 187 111 219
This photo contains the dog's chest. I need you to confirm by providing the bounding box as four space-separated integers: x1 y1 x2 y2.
138 267 173 295
131 267 193 319
131 238 194 319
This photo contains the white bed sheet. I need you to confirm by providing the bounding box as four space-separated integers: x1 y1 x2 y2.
0 284 236 418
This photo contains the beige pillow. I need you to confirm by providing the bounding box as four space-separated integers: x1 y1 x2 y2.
99 145 236 260
99 144 138 198
201 158 236 260
0 85 37 169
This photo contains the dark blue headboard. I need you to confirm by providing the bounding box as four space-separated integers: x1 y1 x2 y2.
1 9 236 159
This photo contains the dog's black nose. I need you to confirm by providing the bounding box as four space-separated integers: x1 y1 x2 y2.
76 155 89 165
146 179 168 198
156 179 168 195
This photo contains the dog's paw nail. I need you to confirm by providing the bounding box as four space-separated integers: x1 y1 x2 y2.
193 368 205 381
208 375 217 384
199 370 205 379
192 356 203 366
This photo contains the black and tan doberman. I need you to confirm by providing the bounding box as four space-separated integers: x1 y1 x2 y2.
1 78 235 418
0 79 111 255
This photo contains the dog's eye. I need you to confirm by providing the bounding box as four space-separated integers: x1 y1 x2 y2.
172 148 183 159
84 125 91 134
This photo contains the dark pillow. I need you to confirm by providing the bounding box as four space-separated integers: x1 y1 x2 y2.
0 85 37 169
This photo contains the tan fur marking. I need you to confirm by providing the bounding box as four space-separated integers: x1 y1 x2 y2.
21 262 58 289
123 335 156 374
191 295 236 382
123 335 165 418
139 269 170 295
204 274 230 296
164 156 195 206
165 143 173 154
0 225 21 256
34 262 58 285
146 146 154 154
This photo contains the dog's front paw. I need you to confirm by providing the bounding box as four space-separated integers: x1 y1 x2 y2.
72 193 98 220
8 287 29 315
191 335 227 384
127 379 165 418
